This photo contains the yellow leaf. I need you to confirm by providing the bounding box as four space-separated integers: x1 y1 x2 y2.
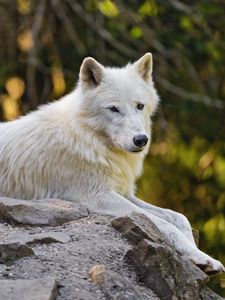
51 68 66 97
5 77 25 100
1 95 20 121
17 30 33 52
17 0 31 15
98 0 119 18
198 151 214 170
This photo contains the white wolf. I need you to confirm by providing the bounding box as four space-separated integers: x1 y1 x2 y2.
0 53 224 274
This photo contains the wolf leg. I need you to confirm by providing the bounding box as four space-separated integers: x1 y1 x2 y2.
127 195 196 245
87 191 225 274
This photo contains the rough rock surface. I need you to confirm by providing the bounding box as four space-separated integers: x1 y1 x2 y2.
111 212 164 245
0 211 158 300
113 212 223 300
0 198 224 300
5 232 71 245
89 264 143 299
0 242 34 263
112 212 200 247
125 239 208 299
0 197 89 226
0 277 57 300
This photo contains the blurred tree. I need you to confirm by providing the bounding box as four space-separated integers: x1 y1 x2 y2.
0 0 225 294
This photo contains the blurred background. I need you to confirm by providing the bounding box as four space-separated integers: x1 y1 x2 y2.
0 0 225 295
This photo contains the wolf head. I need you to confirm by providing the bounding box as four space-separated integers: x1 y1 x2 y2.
77 53 160 153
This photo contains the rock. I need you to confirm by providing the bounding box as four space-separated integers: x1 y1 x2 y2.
6 232 71 245
200 286 224 299
125 239 208 300
89 264 152 300
0 277 57 300
112 212 223 300
0 197 89 226
0 242 34 263
111 212 164 245
0 264 6 273
0 209 223 299
112 212 200 247
0 214 159 300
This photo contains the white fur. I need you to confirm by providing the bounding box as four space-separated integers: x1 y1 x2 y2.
0 54 224 274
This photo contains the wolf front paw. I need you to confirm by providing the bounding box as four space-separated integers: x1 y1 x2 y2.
198 259 225 276
190 254 225 276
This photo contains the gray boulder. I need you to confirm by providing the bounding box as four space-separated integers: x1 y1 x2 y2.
0 242 34 263
112 212 223 300
0 277 57 300
0 197 88 226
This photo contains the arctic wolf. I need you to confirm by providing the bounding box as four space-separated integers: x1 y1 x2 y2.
0 53 224 274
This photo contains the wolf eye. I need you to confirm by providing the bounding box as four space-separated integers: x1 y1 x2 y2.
108 106 120 113
137 103 144 110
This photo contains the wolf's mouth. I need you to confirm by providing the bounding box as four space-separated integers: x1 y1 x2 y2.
113 141 145 153
130 148 144 153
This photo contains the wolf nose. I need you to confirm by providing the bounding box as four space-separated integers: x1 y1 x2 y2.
133 135 148 148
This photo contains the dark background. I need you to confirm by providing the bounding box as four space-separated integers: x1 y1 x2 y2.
0 0 224 295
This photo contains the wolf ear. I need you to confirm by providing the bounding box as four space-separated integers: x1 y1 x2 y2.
133 53 153 82
79 57 103 88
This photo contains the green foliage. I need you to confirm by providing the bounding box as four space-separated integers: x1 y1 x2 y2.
98 0 119 18
138 0 158 17
130 26 142 39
